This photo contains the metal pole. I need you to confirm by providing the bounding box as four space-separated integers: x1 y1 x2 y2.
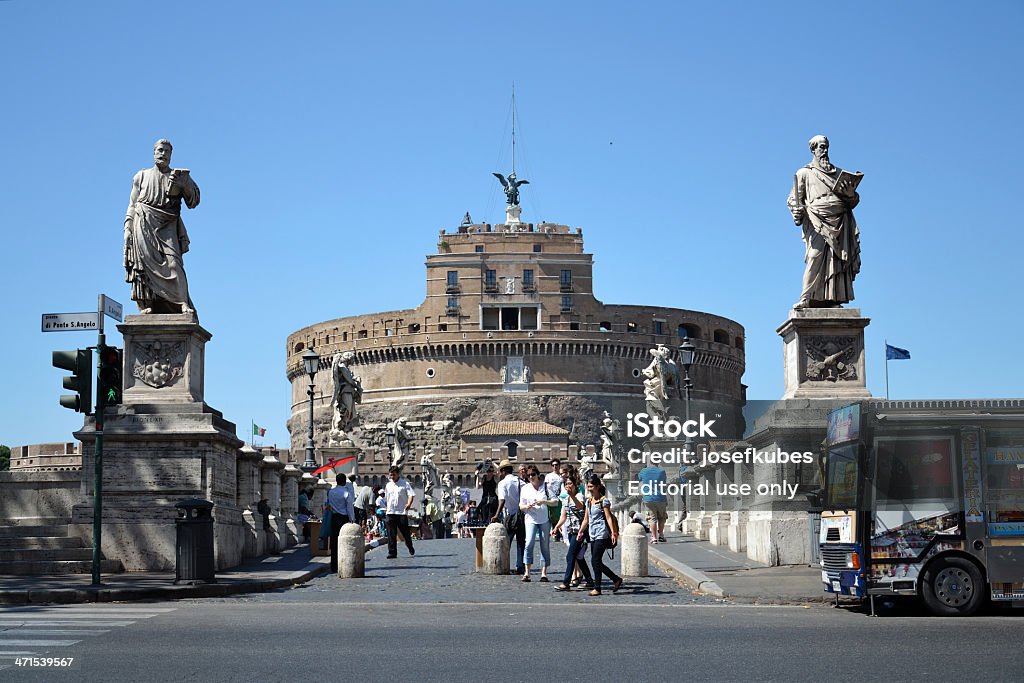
682 369 694 525
305 379 316 471
92 295 106 586
884 339 890 400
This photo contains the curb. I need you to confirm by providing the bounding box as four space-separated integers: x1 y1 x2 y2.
0 561 330 605
649 546 725 598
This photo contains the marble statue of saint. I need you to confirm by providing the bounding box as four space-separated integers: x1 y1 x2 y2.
420 450 439 500
642 367 668 422
124 139 200 316
644 344 680 399
492 171 529 206
599 412 621 480
330 352 363 438
579 451 597 484
787 135 863 309
389 417 412 470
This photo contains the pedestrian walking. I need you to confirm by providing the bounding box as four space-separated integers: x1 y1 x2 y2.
493 459 526 574
577 475 623 596
327 473 355 574
478 466 499 524
383 466 416 558
519 466 557 582
551 472 594 591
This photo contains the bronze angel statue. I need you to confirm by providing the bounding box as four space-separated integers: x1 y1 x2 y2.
492 171 529 206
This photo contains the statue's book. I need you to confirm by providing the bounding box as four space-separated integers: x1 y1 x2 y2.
831 169 863 194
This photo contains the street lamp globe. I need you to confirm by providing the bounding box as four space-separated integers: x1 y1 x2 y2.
302 348 320 379
678 339 696 372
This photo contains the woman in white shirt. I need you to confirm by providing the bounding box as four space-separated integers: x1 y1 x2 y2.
519 466 557 582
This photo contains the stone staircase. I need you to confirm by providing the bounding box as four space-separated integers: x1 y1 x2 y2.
0 517 123 575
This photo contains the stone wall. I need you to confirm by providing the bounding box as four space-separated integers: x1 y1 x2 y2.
0 470 82 520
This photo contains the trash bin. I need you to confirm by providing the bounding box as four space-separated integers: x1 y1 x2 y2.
174 498 216 584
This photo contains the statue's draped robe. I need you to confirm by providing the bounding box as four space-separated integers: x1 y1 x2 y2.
124 167 200 312
788 164 861 305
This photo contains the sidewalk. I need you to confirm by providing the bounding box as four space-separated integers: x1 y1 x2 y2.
649 532 826 604
0 544 329 605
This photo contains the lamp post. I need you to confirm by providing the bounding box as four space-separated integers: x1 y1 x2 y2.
678 339 696 523
301 348 320 474
385 430 395 468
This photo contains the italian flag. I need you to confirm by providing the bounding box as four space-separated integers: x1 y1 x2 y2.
253 423 267 437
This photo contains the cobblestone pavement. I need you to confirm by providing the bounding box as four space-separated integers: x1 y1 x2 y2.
233 538 725 605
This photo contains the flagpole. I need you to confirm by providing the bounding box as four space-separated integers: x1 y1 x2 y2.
884 340 890 400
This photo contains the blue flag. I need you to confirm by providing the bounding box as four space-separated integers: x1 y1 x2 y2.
886 344 911 360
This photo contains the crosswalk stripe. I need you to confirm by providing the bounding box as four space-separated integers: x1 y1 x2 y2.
0 629 109 636
0 613 162 620
0 620 135 627
0 610 174 614
0 639 81 647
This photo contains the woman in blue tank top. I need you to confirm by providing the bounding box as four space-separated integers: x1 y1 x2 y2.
576 475 624 596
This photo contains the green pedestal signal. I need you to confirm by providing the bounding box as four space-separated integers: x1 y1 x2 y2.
98 346 123 406
53 349 93 414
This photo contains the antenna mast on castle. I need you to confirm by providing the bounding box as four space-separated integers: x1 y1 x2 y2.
511 82 516 176
492 84 529 226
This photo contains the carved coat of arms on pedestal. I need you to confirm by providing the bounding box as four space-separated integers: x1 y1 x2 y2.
133 340 186 388
805 336 858 383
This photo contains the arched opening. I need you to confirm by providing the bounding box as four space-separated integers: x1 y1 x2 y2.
714 329 729 344
505 441 520 459
735 336 744 350
678 323 701 339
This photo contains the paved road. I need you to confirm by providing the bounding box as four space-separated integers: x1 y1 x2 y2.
1 540 1021 681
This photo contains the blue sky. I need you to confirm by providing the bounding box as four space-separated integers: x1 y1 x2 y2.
2 1 1022 448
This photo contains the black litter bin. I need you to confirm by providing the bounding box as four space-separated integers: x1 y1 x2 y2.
174 498 216 584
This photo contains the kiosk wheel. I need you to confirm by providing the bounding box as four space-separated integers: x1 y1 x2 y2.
921 556 985 617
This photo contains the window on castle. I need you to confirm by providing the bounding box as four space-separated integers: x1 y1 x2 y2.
523 269 534 289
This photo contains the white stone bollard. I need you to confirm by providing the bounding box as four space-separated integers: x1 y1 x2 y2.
338 523 365 578
482 522 510 575
620 522 649 577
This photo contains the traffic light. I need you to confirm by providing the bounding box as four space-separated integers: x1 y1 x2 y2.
98 345 123 406
53 349 92 414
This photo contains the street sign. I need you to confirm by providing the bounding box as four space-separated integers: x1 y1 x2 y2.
41 312 99 332
101 295 123 322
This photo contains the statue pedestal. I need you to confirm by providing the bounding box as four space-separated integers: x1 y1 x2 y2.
778 308 871 400
505 205 522 226
120 313 210 405
69 314 245 571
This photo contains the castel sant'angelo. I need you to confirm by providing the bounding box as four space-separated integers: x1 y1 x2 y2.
286 176 748 490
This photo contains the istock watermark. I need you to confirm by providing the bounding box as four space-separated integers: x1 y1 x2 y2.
625 412 718 439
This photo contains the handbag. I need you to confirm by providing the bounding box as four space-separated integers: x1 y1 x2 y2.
503 510 521 537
